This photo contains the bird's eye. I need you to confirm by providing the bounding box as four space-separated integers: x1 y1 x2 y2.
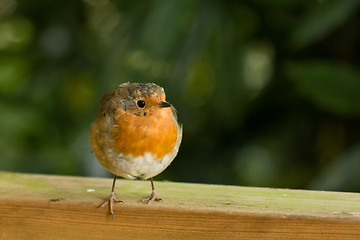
136 100 146 108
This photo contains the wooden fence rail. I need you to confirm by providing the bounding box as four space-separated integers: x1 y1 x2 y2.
0 171 360 239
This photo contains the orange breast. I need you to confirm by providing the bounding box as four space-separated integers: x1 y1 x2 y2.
111 108 178 160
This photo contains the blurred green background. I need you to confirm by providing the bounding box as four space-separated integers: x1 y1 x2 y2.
1 0 360 192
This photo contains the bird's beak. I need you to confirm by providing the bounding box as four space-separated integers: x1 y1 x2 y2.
158 101 172 108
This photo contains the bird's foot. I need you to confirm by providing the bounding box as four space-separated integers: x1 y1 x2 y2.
141 190 162 204
99 192 124 218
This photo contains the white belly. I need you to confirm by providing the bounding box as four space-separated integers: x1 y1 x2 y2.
107 151 177 180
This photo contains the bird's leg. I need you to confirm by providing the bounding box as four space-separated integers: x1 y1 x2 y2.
99 175 123 218
142 177 162 204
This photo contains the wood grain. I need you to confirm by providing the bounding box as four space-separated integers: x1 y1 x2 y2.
0 172 360 239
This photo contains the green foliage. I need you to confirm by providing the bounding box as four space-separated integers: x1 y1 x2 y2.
0 0 360 192
286 60 360 116
291 0 360 48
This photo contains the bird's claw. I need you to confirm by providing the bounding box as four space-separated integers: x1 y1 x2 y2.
141 190 162 204
99 192 123 218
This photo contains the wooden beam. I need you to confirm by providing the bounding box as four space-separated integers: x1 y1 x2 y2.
0 171 359 239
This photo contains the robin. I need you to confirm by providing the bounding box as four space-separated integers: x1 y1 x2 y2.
89 82 182 217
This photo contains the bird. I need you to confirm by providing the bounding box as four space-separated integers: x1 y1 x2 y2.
89 82 182 217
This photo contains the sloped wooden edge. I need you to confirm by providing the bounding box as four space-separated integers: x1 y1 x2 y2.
0 172 360 239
